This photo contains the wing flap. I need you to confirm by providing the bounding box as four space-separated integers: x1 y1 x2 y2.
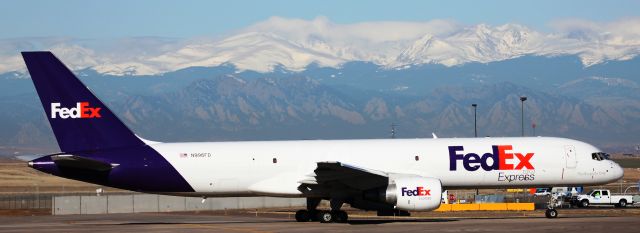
306 161 389 190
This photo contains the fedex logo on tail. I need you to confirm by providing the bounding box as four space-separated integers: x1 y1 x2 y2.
51 102 101 119
401 186 431 196
449 145 534 171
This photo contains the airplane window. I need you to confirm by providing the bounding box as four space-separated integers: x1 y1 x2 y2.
591 152 611 161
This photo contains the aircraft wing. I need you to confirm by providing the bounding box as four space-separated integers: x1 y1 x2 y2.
300 161 389 190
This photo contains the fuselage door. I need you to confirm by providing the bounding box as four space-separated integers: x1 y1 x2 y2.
564 145 577 169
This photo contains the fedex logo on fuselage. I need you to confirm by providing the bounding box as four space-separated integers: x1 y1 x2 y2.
449 145 534 171
401 186 431 196
50 102 102 119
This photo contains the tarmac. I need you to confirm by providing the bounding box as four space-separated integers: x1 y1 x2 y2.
1 209 640 233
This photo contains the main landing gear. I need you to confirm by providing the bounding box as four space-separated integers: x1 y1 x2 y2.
545 193 561 218
295 198 349 223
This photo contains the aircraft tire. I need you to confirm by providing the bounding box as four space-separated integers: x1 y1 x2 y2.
308 210 319 221
545 209 558 218
295 210 310 222
319 211 333 223
333 211 348 223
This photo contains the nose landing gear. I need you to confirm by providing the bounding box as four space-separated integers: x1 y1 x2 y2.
545 193 561 218
545 208 558 218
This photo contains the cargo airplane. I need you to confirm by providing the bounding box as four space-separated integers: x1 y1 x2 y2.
20 52 623 222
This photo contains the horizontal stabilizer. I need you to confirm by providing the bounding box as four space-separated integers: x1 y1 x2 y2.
51 154 118 172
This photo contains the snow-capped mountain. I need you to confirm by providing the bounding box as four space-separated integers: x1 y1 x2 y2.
149 32 348 73
1 17 639 75
395 24 544 66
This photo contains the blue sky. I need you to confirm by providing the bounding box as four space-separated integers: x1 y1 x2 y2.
1 0 638 38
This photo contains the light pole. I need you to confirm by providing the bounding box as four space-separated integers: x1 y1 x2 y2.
520 96 527 137
472 104 478 197
472 104 477 138
390 123 397 139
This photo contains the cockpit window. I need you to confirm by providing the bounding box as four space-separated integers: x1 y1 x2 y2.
591 152 611 161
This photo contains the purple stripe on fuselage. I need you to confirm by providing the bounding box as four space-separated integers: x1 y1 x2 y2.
31 145 194 192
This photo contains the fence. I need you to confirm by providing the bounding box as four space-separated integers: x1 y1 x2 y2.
52 194 306 215
4 184 638 215
0 194 51 210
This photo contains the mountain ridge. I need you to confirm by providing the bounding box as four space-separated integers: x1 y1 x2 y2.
2 17 639 75
0 54 638 155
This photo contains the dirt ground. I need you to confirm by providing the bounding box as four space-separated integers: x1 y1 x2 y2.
0 209 50 216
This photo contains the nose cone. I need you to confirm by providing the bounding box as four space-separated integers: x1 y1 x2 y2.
611 161 624 181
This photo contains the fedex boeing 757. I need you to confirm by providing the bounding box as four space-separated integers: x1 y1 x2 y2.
20 51 623 221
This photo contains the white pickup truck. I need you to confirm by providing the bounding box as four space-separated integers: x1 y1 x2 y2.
572 189 634 208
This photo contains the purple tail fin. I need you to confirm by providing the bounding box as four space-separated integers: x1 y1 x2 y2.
22 51 146 153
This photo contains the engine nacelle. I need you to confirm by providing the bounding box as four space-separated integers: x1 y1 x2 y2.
385 176 442 211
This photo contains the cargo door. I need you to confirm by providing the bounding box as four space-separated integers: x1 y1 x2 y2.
564 145 577 169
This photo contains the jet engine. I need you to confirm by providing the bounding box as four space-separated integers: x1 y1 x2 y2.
383 176 442 211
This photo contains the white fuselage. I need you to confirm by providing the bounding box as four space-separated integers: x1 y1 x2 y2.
152 137 623 197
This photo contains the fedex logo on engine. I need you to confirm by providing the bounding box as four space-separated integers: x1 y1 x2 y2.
50 102 102 119
401 187 431 196
449 145 534 171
